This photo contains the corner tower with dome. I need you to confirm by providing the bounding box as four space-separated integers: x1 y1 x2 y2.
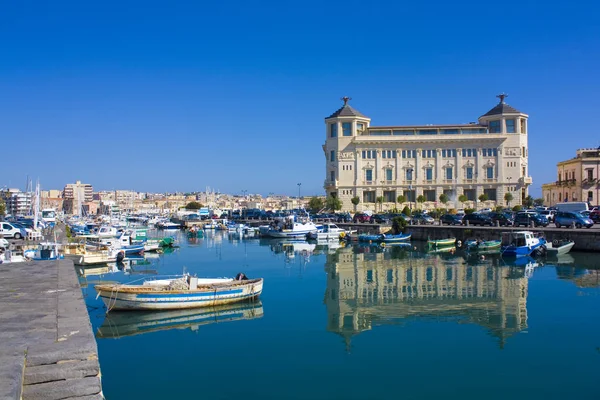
323 95 531 212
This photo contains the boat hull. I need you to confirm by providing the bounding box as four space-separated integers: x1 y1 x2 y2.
95 278 263 311
501 241 545 257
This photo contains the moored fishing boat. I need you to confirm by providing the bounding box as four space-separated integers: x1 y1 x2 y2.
23 242 63 260
357 233 411 243
95 274 263 311
462 239 501 253
545 239 575 256
501 231 547 258
427 238 456 248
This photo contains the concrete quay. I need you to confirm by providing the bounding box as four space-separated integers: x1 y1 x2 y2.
0 259 103 400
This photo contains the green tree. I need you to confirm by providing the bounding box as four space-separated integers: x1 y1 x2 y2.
523 195 534 208
376 196 384 212
504 192 513 207
308 197 324 213
478 193 489 203
439 193 449 209
397 195 406 205
185 201 203 210
458 194 467 208
351 196 360 212
401 206 412 216
512 205 522 212
391 216 408 234
0 198 5 217
416 195 426 209
325 195 342 211
533 198 544 207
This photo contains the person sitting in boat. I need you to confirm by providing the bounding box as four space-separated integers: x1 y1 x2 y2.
235 272 249 281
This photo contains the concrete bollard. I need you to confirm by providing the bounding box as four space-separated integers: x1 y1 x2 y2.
531 221 535 228
572 221 576 229
496 221 500 227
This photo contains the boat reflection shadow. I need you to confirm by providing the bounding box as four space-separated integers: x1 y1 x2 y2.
96 300 263 339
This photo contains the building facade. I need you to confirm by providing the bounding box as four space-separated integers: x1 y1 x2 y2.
62 181 94 215
0 188 33 216
63 181 93 202
541 148 600 206
323 96 532 212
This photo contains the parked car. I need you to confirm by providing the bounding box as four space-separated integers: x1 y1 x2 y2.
440 214 463 225
513 212 549 228
539 210 556 222
462 213 494 226
489 212 514 226
352 213 372 223
479 208 492 214
371 214 391 224
590 209 600 222
411 214 435 224
554 211 594 228
335 213 352 223
0 222 27 239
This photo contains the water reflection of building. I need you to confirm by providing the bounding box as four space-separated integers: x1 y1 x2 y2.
324 249 528 350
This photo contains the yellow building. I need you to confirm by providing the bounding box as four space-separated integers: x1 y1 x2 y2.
541 148 600 206
324 248 529 350
323 95 532 211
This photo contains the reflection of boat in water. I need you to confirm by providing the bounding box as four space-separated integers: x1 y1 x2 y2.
96 301 263 338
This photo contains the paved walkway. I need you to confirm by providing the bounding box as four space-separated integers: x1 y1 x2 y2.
0 259 103 400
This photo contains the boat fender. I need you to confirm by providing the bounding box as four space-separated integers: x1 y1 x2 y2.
380 243 386 248
235 272 248 281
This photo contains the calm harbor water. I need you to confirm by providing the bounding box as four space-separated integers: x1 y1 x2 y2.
79 230 600 400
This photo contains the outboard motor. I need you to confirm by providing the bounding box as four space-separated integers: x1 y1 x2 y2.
235 272 249 281
116 251 125 262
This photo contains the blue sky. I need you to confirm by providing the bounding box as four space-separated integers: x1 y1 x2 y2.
1 0 599 197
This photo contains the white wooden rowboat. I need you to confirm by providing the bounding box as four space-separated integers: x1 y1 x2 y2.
95 275 263 312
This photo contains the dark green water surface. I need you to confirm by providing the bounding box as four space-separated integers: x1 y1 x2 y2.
79 230 600 400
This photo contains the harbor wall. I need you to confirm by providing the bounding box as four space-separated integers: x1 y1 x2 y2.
0 259 103 400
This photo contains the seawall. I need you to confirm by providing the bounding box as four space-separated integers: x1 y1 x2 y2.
0 259 103 400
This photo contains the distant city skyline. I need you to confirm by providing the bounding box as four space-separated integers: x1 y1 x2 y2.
2 1 599 198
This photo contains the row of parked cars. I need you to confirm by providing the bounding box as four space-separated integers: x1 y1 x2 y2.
349 208 596 229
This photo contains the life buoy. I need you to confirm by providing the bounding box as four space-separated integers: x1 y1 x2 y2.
552 239 559 246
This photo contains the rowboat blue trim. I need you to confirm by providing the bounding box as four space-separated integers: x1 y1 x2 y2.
99 291 257 303
136 288 244 299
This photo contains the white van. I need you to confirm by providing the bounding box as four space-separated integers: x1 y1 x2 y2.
0 222 27 239
555 202 589 213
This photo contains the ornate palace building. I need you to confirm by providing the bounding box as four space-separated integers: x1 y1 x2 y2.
541 148 600 206
323 95 532 211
